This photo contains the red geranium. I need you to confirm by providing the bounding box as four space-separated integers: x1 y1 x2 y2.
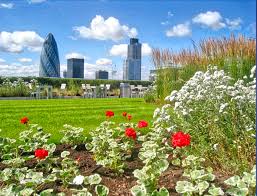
127 114 132 121
20 117 29 124
171 131 191 148
34 149 48 159
138 120 148 128
122 112 127 117
106 110 114 118
125 127 137 140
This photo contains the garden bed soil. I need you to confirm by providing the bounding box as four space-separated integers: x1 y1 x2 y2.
1 144 230 196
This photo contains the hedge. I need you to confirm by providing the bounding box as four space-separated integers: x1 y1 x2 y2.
0 77 152 90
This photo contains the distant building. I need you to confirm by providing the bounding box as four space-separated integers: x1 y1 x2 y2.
63 70 67 78
123 59 128 80
39 33 60 77
96 70 108 80
123 38 142 80
67 58 84 78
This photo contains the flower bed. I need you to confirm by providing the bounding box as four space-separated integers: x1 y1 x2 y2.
0 66 255 195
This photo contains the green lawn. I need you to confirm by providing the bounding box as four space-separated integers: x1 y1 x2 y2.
0 98 157 143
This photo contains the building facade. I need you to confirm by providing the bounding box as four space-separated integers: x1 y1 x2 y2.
96 70 108 79
39 33 60 77
67 58 84 78
123 38 142 80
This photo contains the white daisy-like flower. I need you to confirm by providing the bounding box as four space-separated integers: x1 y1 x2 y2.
73 175 84 185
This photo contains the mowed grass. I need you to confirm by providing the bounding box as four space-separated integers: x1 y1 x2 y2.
0 98 157 143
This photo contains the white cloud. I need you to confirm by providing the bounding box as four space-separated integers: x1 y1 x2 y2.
96 58 112 66
73 15 138 41
109 44 127 57
109 43 152 57
166 22 191 37
0 31 44 53
27 0 47 4
0 63 39 77
18 58 32 63
225 18 242 30
0 58 6 64
65 52 87 60
192 11 226 30
142 43 152 56
0 3 14 9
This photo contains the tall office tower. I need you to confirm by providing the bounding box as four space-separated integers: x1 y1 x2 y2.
123 59 128 80
124 38 142 80
67 58 84 78
96 70 108 79
39 33 60 77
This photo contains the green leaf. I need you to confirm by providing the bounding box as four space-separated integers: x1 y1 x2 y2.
224 176 240 186
226 187 249 196
86 174 102 185
197 181 209 195
175 181 196 193
171 158 181 166
61 151 70 158
40 189 54 196
19 188 34 196
157 159 169 173
131 185 147 196
151 187 169 196
190 169 205 180
95 185 109 196
208 185 224 195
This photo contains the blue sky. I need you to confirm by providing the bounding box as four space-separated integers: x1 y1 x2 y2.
0 0 256 80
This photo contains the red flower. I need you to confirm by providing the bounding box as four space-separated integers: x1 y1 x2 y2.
127 114 132 121
34 149 48 159
125 127 137 140
122 112 127 117
106 110 114 118
20 117 29 124
171 131 191 148
138 120 148 128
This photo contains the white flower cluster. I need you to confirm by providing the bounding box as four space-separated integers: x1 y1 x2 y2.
165 66 256 115
154 65 256 134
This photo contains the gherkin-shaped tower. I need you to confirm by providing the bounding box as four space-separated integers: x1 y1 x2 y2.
39 33 60 77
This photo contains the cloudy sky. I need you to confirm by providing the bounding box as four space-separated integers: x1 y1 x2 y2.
0 0 256 80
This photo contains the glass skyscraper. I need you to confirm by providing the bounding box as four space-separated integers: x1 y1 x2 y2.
95 70 108 79
67 58 84 78
124 38 142 80
39 33 60 77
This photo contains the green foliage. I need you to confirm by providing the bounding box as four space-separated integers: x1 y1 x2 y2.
224 165 256 196
152 34 256 102
175 155 223 195
87 121 136 173
59 124 86 146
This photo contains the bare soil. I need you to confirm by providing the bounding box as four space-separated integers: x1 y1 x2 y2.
0 144 230 196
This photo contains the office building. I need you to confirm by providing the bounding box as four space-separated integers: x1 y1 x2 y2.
67 58 84 78
96 70 108 79
39 33 60 77
123 38 142 80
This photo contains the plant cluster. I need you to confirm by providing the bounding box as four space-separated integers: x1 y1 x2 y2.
155 65 256 173
150 34 256 102
0 78 38 97
86 119 138 173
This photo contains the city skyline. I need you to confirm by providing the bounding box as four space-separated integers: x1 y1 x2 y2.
0 0 256 80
